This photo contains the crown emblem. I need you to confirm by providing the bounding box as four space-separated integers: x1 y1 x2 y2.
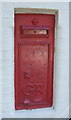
32 18 38 25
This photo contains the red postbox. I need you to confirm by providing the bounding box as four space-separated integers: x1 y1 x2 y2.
14 13 55 110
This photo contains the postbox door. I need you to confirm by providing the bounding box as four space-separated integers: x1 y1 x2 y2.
15 14 55 110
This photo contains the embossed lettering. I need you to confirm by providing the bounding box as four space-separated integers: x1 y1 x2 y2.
23 83 44 96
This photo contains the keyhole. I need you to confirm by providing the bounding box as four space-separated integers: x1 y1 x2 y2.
26 73 28 75
24 72 28 76
34 30 36 34
30 64 32 66
33 51 35 54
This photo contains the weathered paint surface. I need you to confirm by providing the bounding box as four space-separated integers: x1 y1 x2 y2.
14 14 55 110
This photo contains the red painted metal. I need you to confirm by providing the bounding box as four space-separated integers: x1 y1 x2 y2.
14 14 55 110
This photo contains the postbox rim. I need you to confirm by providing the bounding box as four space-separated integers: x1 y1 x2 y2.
14 8 58 16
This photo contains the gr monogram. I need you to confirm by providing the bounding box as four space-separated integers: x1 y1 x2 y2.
23 83 44 96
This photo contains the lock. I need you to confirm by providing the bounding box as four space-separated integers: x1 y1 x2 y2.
24 72 30 79
15 13 55 110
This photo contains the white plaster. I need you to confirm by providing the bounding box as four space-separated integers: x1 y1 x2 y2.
1 0 70 2
0 2 2 120
2 2 69 118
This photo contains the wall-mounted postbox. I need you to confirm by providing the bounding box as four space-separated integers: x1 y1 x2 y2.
14 13 55 110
